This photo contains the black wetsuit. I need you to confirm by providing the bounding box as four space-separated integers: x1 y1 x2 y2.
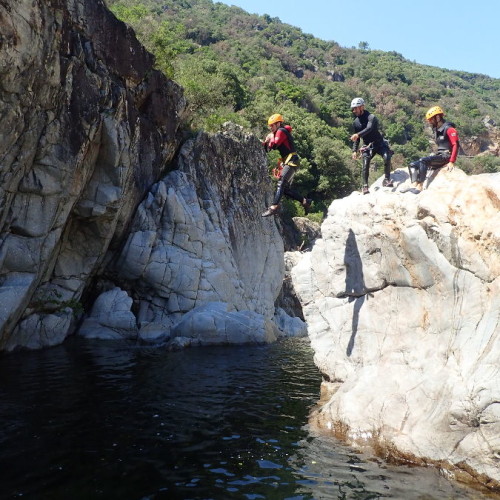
352 110 392 185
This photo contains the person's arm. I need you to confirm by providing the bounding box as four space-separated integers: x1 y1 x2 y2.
350 118 361 155
270 128 287 147
263 132 274 151
357 113 378 138
446 126 459 167
263 129 288 150
351 137 360 158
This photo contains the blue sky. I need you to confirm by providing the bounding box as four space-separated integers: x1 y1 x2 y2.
217 0 499 79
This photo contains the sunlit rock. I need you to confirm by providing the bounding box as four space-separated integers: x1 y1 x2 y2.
291 169 500 489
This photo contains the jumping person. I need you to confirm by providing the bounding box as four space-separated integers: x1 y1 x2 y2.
261 113 311 217
350 97 393 194
407 106 459 192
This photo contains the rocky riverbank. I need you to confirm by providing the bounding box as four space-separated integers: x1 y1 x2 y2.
291 169 500 491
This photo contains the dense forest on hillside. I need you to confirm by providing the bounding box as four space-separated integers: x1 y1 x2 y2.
105 0 500 218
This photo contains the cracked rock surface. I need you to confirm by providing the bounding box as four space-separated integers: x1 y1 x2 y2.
84 124 300 347
0 0 185 350
291 169 500 489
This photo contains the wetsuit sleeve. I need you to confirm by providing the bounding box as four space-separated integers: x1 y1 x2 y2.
263 132 274 151
268 129 288 149
447 127 459 163
352 138 360 152
357 114 378 138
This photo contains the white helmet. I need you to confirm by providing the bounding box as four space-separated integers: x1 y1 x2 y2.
350 97 365 108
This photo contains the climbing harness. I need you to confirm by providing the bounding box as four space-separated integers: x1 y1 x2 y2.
273 152 299 179
273 159 283 179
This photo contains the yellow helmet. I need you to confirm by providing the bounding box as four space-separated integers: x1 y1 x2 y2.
267 113 284 126
425 106 444 120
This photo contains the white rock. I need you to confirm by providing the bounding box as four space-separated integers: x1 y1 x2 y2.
291 170 500 487
79 288 138 340
113 127 287 345
170 302 279 345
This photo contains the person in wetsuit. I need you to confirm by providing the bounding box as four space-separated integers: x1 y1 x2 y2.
407 105 459 192
350 97 393 194
261 113 311 217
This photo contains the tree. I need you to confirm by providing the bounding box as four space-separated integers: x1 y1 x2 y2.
106 0 500 215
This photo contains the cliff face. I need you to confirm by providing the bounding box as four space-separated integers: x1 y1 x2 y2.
78 123 302 347
0 1 302 350
0 0 186 349
291 169 500 490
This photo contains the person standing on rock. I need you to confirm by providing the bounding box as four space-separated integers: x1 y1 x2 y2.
407 106 459 192
261 113 312 217
350 97 393 194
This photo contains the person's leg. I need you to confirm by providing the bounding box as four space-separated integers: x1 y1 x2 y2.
422 154 449 189
424 154 449 170
406 158 427 191
262 165 297 216
282 169 312 212
361 151 371 193
381 148 393 186
263 158 311 216
416 159 427 189
283 173 302 202
272 164 295 205
408 154 448 191
408 160 420 184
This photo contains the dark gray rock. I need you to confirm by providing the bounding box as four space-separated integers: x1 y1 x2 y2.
0 0 186 349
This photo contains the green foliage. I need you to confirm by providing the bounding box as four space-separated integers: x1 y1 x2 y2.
31 290 84 318
481 156 500 173
109 2 149 22
106 0 500 212
173 52 248 128
281 198 300 218
276 81 307 104
312 135 355 198
150 21 196 77
460 155 500 175
305 211 324 225
384 122 407 144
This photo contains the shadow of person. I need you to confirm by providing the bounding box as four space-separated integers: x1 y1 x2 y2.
346 295 365 356
392 168 410 184
423 167 442 190
343 229 367 357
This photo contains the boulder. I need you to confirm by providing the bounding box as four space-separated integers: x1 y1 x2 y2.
170 302 279 346
79 287 138 340
291 169 500 490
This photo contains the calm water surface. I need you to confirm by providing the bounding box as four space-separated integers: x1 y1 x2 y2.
0 337 495 500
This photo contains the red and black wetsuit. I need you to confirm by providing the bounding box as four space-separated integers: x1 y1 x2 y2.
264 125 304 205
409 122 459 183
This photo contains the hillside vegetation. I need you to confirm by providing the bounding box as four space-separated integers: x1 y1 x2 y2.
105 0 500 217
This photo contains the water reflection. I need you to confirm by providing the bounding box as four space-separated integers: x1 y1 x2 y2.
0 337 495 499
